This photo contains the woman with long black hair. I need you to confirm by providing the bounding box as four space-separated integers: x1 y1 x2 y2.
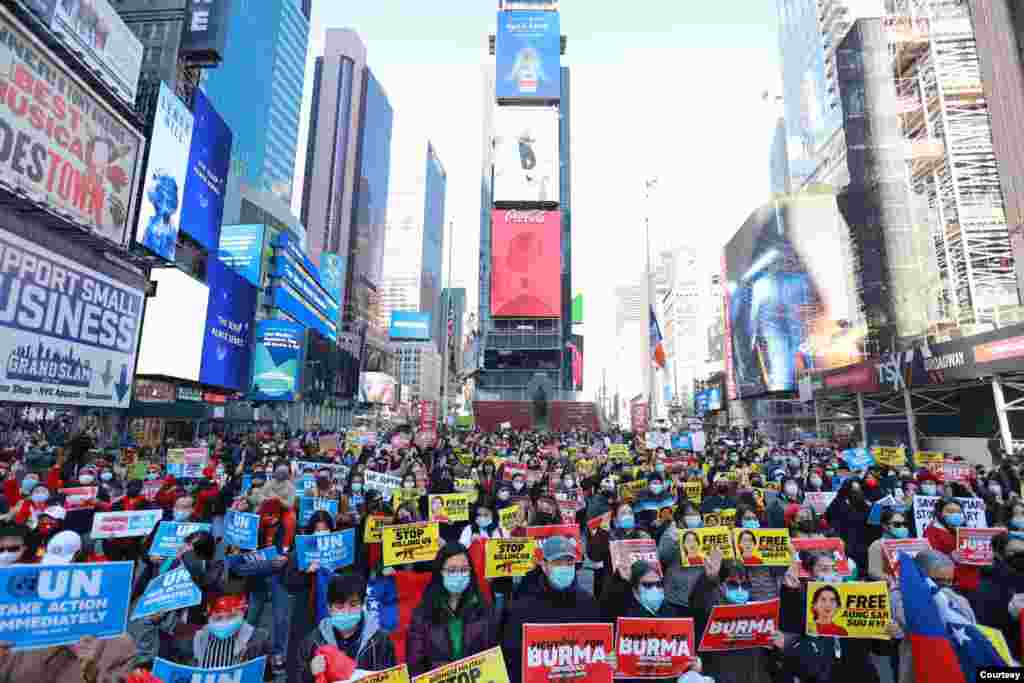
406 542 499 676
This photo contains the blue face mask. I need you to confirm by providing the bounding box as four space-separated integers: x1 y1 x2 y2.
638 586 665 614
443 572 471 595
725 587 750 604
741 519 760 529
655 464 666 474
618 515 635 530
21 479 38 494
208 616 243 640
1012 518 1024 530
684 515 703 529
887 526 909 539
650 484 664 495
174 510 191 522
547 565 576 590
330 609 362 632
944 513 964 528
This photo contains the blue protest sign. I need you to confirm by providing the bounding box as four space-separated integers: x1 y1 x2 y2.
0 561 134 650
153 655 266 683
295 529 355 571
671 433 693 451
298 496 340 526
241 474 252 494
297 475 316 494
131 566 202 620
224 511 260 550
841 448 875 471
151 521 212 558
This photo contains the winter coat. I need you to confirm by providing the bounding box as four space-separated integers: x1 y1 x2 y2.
970 559 1024 661
619 592 696 683
924 523 980 592
0 634 136 683
248 479 297 509
502 575 604 683
297 612 397 683
407 590 500 676
658 523 704 607
689 572 775 683
825 495 874 572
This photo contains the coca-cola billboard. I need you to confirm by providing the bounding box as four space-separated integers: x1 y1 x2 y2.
491 209 561 318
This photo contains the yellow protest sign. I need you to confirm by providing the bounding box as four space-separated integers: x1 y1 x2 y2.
459 454 475 467
718 508 737 528
618 480 647 502
364 513 391 543
805 581 891 639
609 444 629 456
382 522 441 566
428 493 470 523
485 538 537 577
679 526 735 567
411 647 509 683
914 451 944 470
734 528 792 566
395 488 422 508
683 481 702 505
499 504 526 529
873 447 906 468
355 665 410 683
454 478 479 503
576 459 595 477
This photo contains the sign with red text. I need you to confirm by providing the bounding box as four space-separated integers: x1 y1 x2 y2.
880 538 932 576
523 623 614 683
615 617 695 678
609 539 661 578
698 599 780 652
60 486 99 511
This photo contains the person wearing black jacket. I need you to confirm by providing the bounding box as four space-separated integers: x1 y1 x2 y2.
502 536 604 683
825 478 875 574
971 531 1024 662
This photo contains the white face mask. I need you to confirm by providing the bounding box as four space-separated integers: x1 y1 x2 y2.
79 475 94 485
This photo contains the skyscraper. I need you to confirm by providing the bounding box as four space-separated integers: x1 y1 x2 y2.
201 0 309 206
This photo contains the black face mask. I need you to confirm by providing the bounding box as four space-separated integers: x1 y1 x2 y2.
1006 553 1024 572
533 512 558 526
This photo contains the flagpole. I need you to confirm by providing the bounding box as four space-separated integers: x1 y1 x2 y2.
440 220 454 431
645 178 658 423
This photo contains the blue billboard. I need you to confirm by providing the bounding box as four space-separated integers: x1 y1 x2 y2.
217 224 266 287
269 233 338 342
496 10 561 100
251 319 304 401
389 311 432 341
199 259 257 391
320 252 346 320
271 286 336 342
179 89 233 251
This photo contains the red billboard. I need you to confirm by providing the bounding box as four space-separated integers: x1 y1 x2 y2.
491 210 561 317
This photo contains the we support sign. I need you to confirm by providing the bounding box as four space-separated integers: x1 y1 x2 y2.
0 561 134 650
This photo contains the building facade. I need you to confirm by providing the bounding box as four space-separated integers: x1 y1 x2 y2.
201 0 309 206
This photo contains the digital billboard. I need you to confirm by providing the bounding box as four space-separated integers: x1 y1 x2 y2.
359 372 396 405
217 224 266 287
724 194 865 398
135 83 194 262
179 89 232 252
137 267 209 382
389 312 432 341
495 10 561 100
22 0 143 104
179 0 233 66
199 259 256 392
251 319 304 401
491 209 561 318
0 9 143 246
320 253 346 319
270 233 339 341
493 106 560 204
0 228 144 408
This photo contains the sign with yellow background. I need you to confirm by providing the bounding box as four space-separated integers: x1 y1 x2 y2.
805 581 891 639
733 528 792 566
485 539 537 578
356 665 410 683
873 447 906 468
454 479 479 503
499 504 526 530
678 526 735 567
382 522 441 566
428 493 470 523
683 481 702 505
411 647 509 683
364 514 390 543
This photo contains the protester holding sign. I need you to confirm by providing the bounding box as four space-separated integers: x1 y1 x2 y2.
923 497 981 592
825 479 872 577
407 542 499 676
657 504 708 611
175 593 272 673
972 531 1024 663
458 501 506 549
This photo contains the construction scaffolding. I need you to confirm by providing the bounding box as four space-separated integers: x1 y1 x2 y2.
889 1 1017 333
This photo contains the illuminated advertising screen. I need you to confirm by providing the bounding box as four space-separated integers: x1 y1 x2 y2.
135 83 194 262
320 253 347 321
493 106 560 204
251 319 304 401
217 224 266 287
724 195 865 398
389 312 432 341
199 259 257 392
179 89 232 251
491 209 561 318
137 268 209 382
495 10 561 100
359 372 396 405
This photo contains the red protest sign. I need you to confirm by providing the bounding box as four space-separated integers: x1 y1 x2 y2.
524 623 614 683
60 486 98 511
526 524 583 562
615 617 695 678
503 463 527 481
609 539 662 578
698 599 780 652
942 462 973 485
587 512 611 534
955 528 1005 566
880 538 932 576
792 538 851 578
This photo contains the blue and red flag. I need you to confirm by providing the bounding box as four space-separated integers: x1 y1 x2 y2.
649 305 666 369
897 553 1008 683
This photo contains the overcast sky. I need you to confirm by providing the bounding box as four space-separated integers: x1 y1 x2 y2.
291 0 782 399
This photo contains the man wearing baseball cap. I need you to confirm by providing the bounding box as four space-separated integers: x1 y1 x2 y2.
501 535 603 682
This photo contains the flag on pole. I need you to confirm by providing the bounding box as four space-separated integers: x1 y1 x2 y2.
649 305 666 369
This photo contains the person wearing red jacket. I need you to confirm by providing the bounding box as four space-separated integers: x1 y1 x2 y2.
924 496 980 592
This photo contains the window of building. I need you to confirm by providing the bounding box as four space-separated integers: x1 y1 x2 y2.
144 46 163 66
137 22 152 40
152 22 166 41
